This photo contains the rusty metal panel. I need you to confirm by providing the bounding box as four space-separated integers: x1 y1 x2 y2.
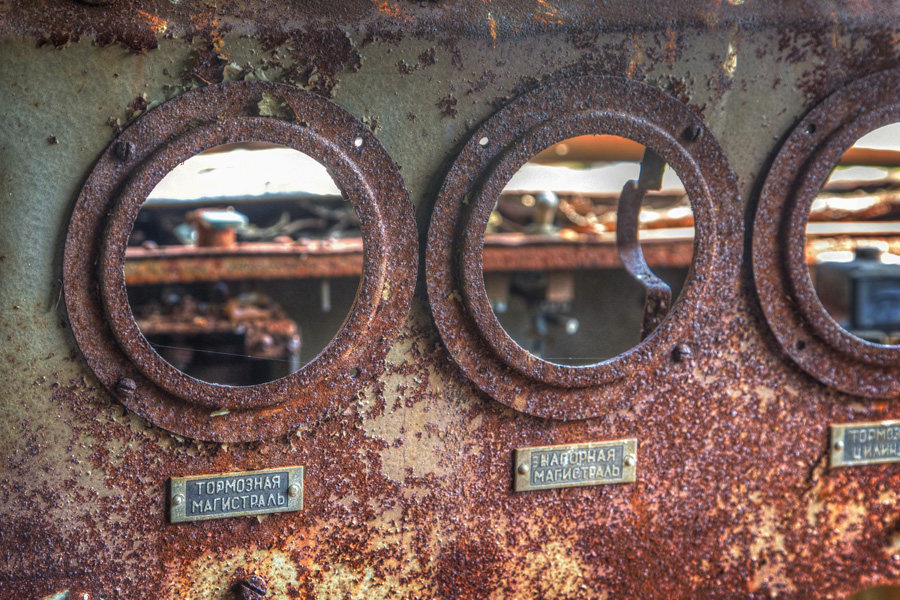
3 2 900 600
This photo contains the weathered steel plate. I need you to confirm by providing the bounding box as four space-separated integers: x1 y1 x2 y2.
831 421 900 468
514 439 637 492
169 466 304 523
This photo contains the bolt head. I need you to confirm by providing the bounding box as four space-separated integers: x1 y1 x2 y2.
172 494 185 506
287 483 301 498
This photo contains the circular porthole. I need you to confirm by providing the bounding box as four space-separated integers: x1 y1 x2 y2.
426 72 741 419
120 143 360 388
479 134 693 366
754 68 900 399
64 82 417 441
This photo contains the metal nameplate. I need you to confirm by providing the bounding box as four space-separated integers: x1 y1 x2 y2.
169 466 304 523
831 421 900 468
514 439 637 492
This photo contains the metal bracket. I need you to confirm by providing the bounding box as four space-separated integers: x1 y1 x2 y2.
616 149 672 340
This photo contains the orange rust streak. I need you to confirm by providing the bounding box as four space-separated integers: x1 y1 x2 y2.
627 60 637 79
535 0 563 24
487 12 497 46
664 27 678 62
137 10 167 34
375 0 403 18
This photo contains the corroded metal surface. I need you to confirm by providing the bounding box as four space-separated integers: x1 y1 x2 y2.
4 2 900 600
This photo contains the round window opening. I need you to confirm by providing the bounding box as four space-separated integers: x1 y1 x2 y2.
481 134 693 367
807 123 900 348
124 142 362 386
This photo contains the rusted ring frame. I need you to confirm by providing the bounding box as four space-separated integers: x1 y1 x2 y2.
99 117 385 410
427 74 742 419
64 81 417 441
753 68 900 398
459 112 718 387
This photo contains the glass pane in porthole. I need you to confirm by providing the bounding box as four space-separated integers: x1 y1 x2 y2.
124 143 361 385
483 134 694 366
807 123 900 346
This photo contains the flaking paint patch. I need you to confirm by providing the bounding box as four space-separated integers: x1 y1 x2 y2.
521 540 591 599
314 563 403 600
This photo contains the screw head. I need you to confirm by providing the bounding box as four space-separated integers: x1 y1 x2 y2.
237 576 268 600
113 140 134 162
672 344 692 362
682 123 703 143
517 463 530 476
624 455 637 467
116 378 137 398
287 483 301 498
172 494 185 506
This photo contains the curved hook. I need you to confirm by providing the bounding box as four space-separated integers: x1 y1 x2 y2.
616 149 672 340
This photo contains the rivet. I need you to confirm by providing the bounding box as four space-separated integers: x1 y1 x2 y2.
624 455 637 467
478 136 489 146
172 494 185 506
353 136 363 148
834 440 844 451
517 463 530 475
287 483 301 498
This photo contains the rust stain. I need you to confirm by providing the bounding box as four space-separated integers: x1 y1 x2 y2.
663 26 678 63
535 0 563 25
137 10 167 35
374 0 403 19
487 12 498 47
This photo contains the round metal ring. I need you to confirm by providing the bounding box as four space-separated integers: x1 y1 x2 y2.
753 68 900 398
426 72 742 420
64 81 417 441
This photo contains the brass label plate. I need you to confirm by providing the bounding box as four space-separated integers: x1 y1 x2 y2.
831 421 900 468
514 439 637 492
169 466 304 523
